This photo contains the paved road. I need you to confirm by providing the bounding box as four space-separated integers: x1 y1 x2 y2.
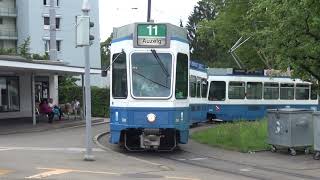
97 124 320 180
0 124 251 180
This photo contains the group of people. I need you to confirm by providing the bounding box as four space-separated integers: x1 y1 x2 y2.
39 98 63 123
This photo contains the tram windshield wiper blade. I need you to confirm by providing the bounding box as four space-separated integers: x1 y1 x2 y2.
151 49 170 77
104 49 125 72
133 70 170 89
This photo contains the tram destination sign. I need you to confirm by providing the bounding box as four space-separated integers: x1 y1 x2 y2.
136 24 167 47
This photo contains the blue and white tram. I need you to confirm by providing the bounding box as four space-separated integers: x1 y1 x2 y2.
189 61 209 125
207 73 319 121
109 23 190 150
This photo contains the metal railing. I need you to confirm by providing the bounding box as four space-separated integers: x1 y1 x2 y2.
0 30 17 38
0 8 17 16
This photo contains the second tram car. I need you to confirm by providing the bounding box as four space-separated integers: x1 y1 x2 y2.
189 61 209 125
109 23 190 151
207 70 319 121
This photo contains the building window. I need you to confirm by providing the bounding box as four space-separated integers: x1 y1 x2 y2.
43 17 61 30
44 40 61 52
0 77 20 112
0 18 3 24
44 0 60 6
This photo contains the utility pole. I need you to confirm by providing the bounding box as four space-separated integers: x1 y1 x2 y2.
147 0 151 22
49 0 57 61
82 0 94 161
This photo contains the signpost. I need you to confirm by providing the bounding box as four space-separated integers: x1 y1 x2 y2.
136 24 167 47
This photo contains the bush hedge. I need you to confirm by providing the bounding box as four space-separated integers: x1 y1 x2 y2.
59 86 110 118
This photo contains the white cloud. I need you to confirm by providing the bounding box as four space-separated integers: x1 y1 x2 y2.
99 0 199 41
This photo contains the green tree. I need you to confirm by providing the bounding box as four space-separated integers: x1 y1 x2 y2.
197 0 267 69
186 0 217 64
18 37 31 59
101 33 113 69
248 0 320 81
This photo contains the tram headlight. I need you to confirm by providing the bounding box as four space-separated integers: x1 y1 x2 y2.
147 113 156 123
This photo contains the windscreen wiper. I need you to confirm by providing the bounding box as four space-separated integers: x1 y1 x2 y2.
133 70 169 89
151 49 170 77
104 49 125 72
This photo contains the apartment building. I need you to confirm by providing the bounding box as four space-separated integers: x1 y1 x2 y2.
0 0 102 122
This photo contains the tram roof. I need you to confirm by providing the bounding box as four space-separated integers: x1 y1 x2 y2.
190 60 207 72
112 23 188 44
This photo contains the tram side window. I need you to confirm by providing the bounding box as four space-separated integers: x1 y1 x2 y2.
228 81 245 99
247 82 262 99
264 83 279 99
311 85 318 100
190 75 196 97
201 79 208 98
295 84 310 100
196 79 201 98
112 53 127 98
208 81 226 101
280 83 294 100
175 53 188 99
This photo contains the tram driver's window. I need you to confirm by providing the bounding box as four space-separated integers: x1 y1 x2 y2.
112 52 127 98
175 53 188 99
208 81 226 101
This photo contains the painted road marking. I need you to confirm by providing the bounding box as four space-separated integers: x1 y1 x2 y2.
0 148 13 151
0 169 13 176
25 167 119 179
25 168 74 179
0 147 104 153
189 158 207 161
25 168 199 180
240 168 251 172
166 176 200 180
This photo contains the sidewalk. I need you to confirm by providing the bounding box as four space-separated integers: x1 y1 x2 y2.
0 117 109 135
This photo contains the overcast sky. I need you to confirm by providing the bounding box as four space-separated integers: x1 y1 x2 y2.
99 0 199 41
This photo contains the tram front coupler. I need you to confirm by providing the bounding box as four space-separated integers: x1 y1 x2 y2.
140 129 161 149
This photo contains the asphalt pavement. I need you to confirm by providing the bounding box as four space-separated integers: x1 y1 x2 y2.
0 122 319 180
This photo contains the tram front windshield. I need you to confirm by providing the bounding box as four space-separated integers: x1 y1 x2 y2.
131 52 172 98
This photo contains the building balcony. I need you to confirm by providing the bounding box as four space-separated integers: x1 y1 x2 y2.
0 30 17 40
0 8 17 17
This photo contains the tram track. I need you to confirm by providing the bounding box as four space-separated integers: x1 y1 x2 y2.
95 131 320 180
159 149 320 180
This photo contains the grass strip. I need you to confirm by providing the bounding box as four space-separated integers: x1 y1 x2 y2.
191 120 269 152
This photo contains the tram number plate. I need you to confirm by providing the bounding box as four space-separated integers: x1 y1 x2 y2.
137 24 167 46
